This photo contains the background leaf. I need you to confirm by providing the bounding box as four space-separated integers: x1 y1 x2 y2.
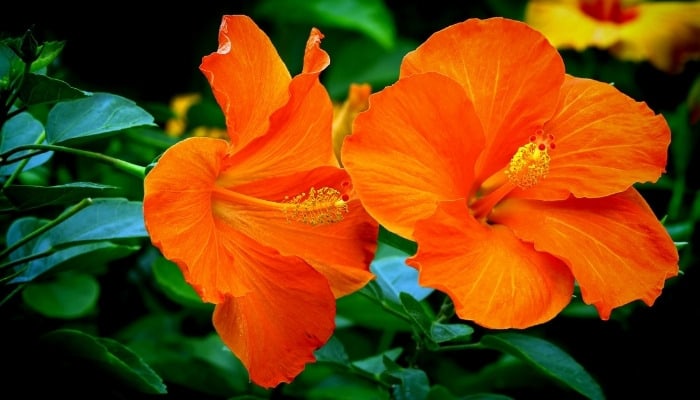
0 111 52 176
3 182 120 210
255 0 396 49
46 92 156 145
481 332 605 400
18 73 87 106
40 329 167 395
21 272 99 318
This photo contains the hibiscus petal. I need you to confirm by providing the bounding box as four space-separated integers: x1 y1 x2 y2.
524 75 671 200
200 15 291 148
400 17 564 181
144 137 250 303
408 201 575 329
213 241 335 388
491 188 679 319
213 166 377 297
524 0 622 51
342 72 482 239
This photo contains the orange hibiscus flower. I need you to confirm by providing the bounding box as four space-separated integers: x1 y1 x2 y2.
341 17 679 329
525 0 700 73
143 15 377 387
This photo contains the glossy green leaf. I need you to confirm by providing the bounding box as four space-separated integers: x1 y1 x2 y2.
46 92 156 145
10 240 139 283
0 42 22 80
255 0 396 48
389 368 430 400
30 40 66 72
352 348 403 377
3 182 120 210
40 329 167 394
372 255 433 305
399 292 433 335
41 198 147 246
378 226 417 256
481 333 604 400
152 255 206 308
429 322 473 344
18 73 87 106
22 272 99 318
0 111 52 176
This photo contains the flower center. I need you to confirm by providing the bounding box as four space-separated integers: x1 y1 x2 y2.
579 0 639 23
470 129 555 220
283 186 350 226
505 129 555 189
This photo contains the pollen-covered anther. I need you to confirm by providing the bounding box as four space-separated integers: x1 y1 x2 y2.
505 130 555 189
283 186 349 226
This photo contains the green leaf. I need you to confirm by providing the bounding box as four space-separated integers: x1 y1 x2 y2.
378 226 417 256
40 329 167 394
337 289 411 331
0 42 23 80
3 182 121 210
152 255 207 308
429 321 473 344
315 335 351 365
325 37 418 100
481 332 604 400
21 272 99 318
10 240 139 283
30 40 66 72
46 92 156 145
372 255 433 305
351 348 403 377
0 111 52 176
121 318 248 397
18 73 87 106
399 292 434 337
389 368 430 400
41 198 147 247
255 0 396 48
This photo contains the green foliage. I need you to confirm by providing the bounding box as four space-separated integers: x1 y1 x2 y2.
255 0 396 49
481 333 605 400
41 329 167 394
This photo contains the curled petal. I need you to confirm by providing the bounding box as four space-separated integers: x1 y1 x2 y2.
408 201 575 329
200 15 291 148
491 189 679 319
217 62 336 187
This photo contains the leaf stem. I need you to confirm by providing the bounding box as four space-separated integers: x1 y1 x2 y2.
1 132 46 190
0 197 93 261
0 144 146 178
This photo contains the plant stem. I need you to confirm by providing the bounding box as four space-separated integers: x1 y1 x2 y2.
0 197 93 261
0 144 146 179
1 132 46 190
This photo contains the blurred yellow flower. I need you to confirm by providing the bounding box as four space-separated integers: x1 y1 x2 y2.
164 92 227 139
525 0 700 73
